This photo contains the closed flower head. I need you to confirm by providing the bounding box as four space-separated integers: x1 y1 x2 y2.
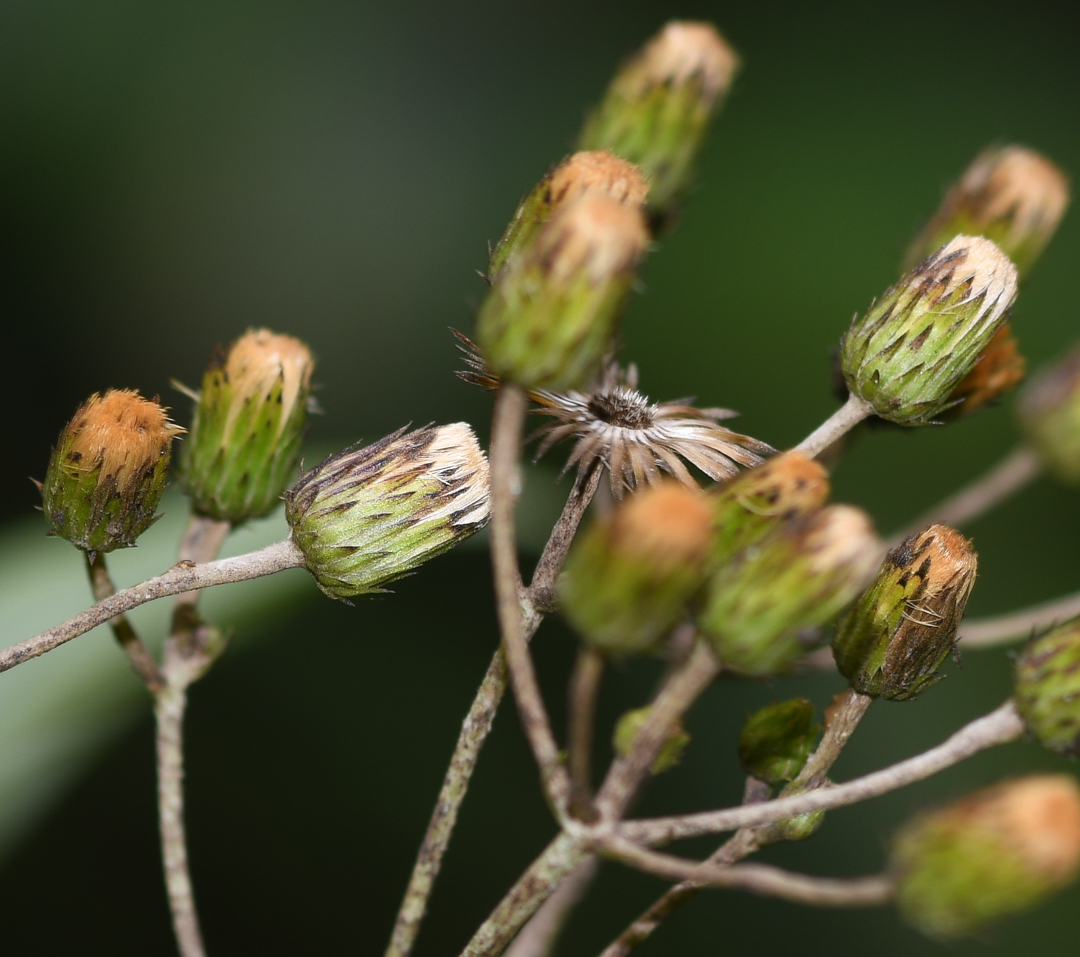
1014 618 1080 755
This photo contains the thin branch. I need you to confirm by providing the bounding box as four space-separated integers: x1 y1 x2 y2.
505 857 599 957
156 680 206 957
489 384 572 816
797 688 872 788
593 643 720 822
793 394 873 459
84 551 164 691
598 835 894 908
958 590 1080 648
888 444 1041 546
387 460 601 957
1 538 305 675
620 700 1025 846
568 647 605 821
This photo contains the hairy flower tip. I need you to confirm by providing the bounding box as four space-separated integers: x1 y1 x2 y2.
527 361 773 498
833 524 977 701
905 145 1070 280
488 151 648 283
1018 346 1080 484
942 324 1026 420
559 482 714 655
580 21 738 212
475 195 648 391
41 389 184 554
892 775 1080 939
180 329 315 523
284 423 490 600
841 235 1019 425
699 504 883 677
1014 618 1080 756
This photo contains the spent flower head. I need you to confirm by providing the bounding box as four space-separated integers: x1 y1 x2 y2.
285 423 490 600
41 389 184 554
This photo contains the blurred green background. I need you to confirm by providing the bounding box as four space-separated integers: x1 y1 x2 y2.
3 0 1080 953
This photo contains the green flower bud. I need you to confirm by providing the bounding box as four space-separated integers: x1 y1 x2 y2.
179 329 314 523
840 236 1018 425
1018 347 1080 483
487 150 648 284
1014 618 1080 755
40 389 184 554
737 698 820 787
699 505 882 676
942 324 1026 420
579 20 738 213
613 706 691 775
832 524 977 701
892 775 1080 939
475 195 649 390
559 483 713 654
711 451 829 566
904 145 1069 280
284 423 490 600
760 797 825 844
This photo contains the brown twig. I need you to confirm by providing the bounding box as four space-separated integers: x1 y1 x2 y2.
568 646 605 821
504 857 599 957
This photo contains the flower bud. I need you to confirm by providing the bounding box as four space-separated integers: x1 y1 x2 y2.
179 329 314 523
613 706 691 774
710 452 829 566
1014 618 1080 755
832 525 977 701
40 390 184 554
284 423 490 600
759 791 826 844
579 21 738 212
892 775 1080 938
904 146 1069 280
487 150 648 283
699 505 882 676
840 236 1018 425
942 324 1026 420
737 698 820 787
1018 347 1080 483
475 196 649 390
559 482 713 655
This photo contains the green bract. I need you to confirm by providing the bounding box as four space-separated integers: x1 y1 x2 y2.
285 424 490 600
737 698 820 786
1014 619 1080 755
841 235 1018 425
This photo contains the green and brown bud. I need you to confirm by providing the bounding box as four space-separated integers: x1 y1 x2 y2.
284 423 490 600
579 20 738 213
1018 347 1080 483
559 482 713 655
699 505 882 676
840 236 1018 425
904 146 1070 280
1014 618 1080 755
487 150 648 283
942 324 1026 420
475 195 649 391
892 775 1080 938
710 452 829 566
180 329 314 523
737 698 820 787
832 525 977 701
41 389 184 554
613 706 691 774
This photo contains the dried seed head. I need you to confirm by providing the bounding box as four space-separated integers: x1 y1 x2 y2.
905 146 1070 279
943 324 1026 420
737 698 820 787
41 389 184 553
475 196 649 390
1014 618 1080 755
893 775 1080 938
559 482 713 655
1018 346 1080 483
488 151 648 283
841 235 1019 425
578 20 738 212
180 329 315 523
285 423 490 600
699 504 882 676
613 706 691 775
833 524 977 701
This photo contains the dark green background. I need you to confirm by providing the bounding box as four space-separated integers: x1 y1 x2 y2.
3 0 1080 953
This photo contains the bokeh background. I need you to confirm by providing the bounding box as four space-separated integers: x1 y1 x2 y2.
3 0 1080 953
